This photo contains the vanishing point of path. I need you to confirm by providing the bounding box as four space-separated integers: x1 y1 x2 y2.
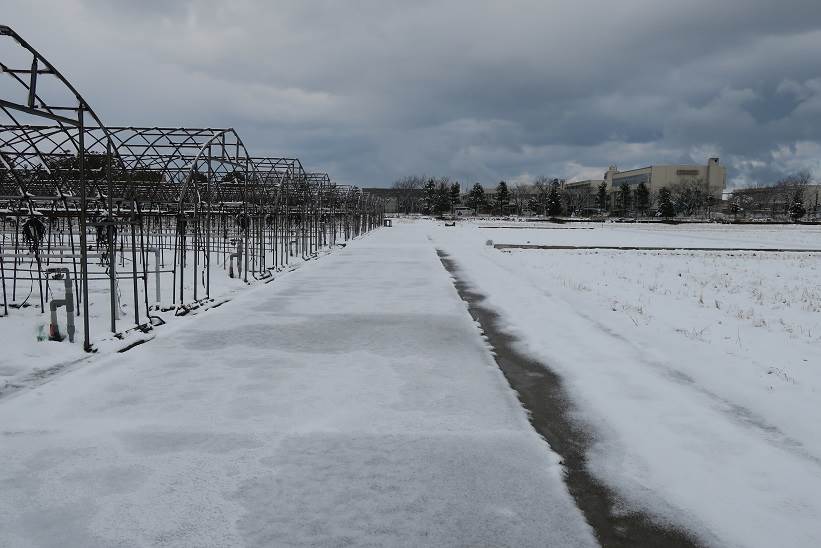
0 225 598 547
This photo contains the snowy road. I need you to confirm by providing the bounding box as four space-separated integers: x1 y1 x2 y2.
0 224 597 547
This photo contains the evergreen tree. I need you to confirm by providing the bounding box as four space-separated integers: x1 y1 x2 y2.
657 187 675 219
546 180 562 217
789 189 806 222
434 182 451 215
423 178 437 214
619 182 631 215
495 181 510 215
450 182 461 213
597 181 608 213
466 183 487 215
527 196 541 214
635 182 650 216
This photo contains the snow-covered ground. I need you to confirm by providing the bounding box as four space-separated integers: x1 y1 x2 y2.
1 238 315 394
433 218 821 548
0 225 597 547
3 218 819 547
474 219 821 249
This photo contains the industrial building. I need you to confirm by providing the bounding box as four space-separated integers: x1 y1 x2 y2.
377 158 729 217
605 158 726 207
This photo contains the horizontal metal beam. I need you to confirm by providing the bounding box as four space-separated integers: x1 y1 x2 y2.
0 99 79 126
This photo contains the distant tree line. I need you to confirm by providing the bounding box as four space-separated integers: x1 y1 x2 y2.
392 170 818 221
392 174 604 217
729 171 816 222
391 175 461 215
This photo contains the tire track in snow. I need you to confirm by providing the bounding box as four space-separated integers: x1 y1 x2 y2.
489 249 821 469
437 248 704 548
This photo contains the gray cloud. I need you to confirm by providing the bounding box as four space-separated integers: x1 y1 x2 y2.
4 0 821 187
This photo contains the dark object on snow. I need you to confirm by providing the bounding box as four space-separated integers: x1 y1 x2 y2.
22 216 46 252
235 213 249 233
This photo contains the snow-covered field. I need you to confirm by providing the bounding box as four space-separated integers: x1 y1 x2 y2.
433 218 821 548
2 218 819 547
474 220 821 249
1 240 315 394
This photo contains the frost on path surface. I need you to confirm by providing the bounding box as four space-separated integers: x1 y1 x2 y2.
0 227 596 547
0 250 313 395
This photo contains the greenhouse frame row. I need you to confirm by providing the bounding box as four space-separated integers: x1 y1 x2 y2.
0 26 385 351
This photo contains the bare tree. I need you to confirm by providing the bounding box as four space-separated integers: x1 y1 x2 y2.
789 170 812 186
566 185 593 216
510 182 532 216
532 176 551 216
392 175 424 214
776 171 811 218
730 171 815 220
671 178 707 217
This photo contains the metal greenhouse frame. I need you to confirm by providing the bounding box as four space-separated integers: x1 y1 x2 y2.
1 26 385 351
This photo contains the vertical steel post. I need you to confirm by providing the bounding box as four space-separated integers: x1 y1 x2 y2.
107 139 116 333
131 209 139 326
243 160 249 282
0 236 7 316
78 109 91 351
206 145 212 298
193 201 198 301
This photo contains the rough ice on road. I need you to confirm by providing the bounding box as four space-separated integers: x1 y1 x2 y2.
0 226 596 547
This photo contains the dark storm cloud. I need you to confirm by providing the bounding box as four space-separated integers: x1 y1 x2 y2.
4 0 821 187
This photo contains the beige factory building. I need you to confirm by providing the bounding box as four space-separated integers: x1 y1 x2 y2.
605 157 726 202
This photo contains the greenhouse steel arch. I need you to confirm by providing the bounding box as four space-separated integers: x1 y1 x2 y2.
0 24 127 350
1 26 384 351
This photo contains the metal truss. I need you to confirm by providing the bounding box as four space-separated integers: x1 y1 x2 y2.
1 26 385 350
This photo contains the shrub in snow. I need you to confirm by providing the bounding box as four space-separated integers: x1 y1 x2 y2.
657 187 676 219
789 190 806 222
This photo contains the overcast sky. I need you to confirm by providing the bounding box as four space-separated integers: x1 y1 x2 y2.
5 0 821 188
